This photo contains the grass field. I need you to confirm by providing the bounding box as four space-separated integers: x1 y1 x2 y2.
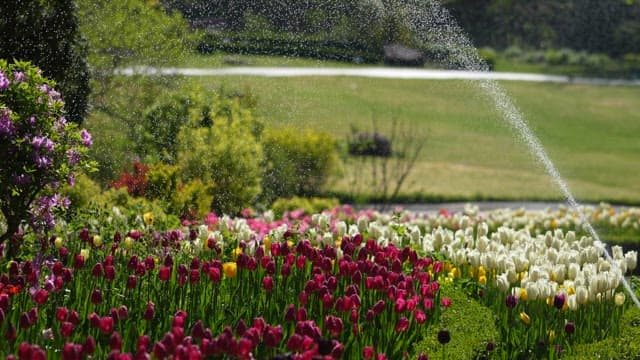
186 74 640 204
85 51 640 204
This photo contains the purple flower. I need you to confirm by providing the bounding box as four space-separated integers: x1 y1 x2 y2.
553 293 565 310
13 173 31 186
506 294 518 309
32 136 54 152
80 129 92 147
34 152 52 168
0 71 10 90
0 108 14 136
67 150 80 165
13 71 27 82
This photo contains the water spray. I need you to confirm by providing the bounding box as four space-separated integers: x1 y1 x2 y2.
407 0 640 307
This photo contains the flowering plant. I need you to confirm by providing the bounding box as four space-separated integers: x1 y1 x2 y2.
0 59 95 258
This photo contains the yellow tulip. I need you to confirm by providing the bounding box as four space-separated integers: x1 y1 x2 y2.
478 266 486 278
223 262 237 279
548 329 555 343
263 236 271 251
143 212 154 225
54 237 64 249
520 311 530 325
92 235 103 247
479 275 487 285
80 248 90 261
519 288 528 301
124 236 134 250
232 247 243 261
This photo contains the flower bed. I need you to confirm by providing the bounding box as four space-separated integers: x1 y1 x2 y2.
0 203 638 359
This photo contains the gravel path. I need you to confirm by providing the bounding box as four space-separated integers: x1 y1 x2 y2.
119 66 640 86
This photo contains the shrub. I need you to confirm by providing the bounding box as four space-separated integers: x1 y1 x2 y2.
413 286 499 360
59 172 102 213
504 45 523 60
145 163 179 203
270 197 340 218
262 127 338 203
110 161 150 198
347 131 392 157
169 179 214 220
178 118 263 216
566 306 640 359
0 60 95 257
478 47 497 70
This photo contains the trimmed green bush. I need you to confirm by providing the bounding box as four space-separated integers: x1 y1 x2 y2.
566 306 640 359
270 197 340 218
261 127 338 203
169 179 214 220
178 117 263 216
413 286 499 360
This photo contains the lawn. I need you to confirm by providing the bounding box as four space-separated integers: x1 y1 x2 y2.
186 74 640 204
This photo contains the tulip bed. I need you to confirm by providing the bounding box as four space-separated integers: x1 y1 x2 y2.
0 203 638 359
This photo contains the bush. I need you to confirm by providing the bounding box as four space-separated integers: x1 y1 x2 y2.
262 127 338 203
110 161 150 198
146 163 180 203
178 118 263 216
413 286 499 360
347 132 392 157
504 45 523 60
566 306 640 359
270 197 340 219
478 47 497 70
169 179 214 220
59 172 102 213
0 60 95 256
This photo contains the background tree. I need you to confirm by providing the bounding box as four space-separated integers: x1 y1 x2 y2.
0 0 90 124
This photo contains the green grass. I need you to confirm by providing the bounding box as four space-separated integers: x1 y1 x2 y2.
186 74 640 204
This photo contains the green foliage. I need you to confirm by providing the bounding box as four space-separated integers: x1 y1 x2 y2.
478 47 497 70
138 93 203 164
566 306 640 359
77 0 195 72
0 0 90 124
178 115 263 215
59 173 103 213
145 163 180 203
413 286 499 360
261 127 338 203
270 197 340 219
169 179 214 220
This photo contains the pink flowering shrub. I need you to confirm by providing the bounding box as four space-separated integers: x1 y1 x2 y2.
0 59 95 257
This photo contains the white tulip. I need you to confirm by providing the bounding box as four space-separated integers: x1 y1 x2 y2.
357 216 368 233
576 286 589 304
612 245 624 260
335 221 347 237
626 251 638 272
497 273 510 292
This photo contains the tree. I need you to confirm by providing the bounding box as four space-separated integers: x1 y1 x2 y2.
0 0 90 124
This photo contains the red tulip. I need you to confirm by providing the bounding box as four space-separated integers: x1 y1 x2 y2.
159 266 171 281
396 317 410 332
262 276 274 292
61 322 74 337
99 316 115 334
83 336 96 355
143 302 155 321
364 346 375 359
